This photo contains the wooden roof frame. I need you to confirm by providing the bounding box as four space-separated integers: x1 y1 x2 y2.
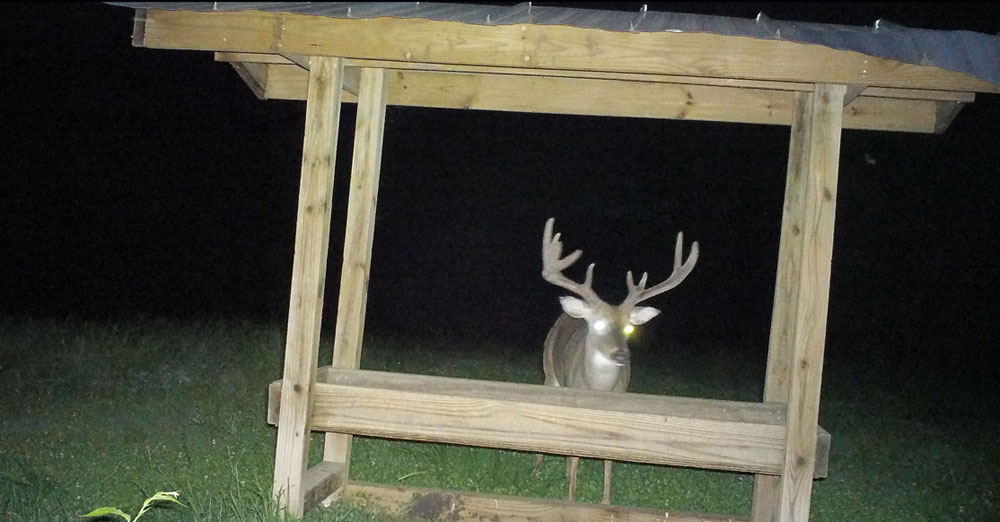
132 8 999 133
120 5 998 522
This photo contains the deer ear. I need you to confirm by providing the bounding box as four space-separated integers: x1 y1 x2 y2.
559 296 592 319
629 306 661 325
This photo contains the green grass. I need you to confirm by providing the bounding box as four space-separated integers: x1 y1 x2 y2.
0 317 996 521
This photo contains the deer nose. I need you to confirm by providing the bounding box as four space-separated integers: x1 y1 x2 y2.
610 349 629 366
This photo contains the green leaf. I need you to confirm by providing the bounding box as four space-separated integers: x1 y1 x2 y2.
147 491 185 507
82 506 132 522
133 491 186 521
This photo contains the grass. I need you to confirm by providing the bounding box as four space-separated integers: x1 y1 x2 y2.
0 317 996 521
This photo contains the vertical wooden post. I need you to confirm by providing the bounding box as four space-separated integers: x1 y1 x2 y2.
272 56 344 519
752 84 845 522
751 85 812 522
323 67 389 472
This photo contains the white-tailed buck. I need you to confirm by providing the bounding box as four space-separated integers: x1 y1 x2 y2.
540 217 699 504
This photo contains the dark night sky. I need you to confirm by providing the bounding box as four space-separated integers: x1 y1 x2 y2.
3 3 999 384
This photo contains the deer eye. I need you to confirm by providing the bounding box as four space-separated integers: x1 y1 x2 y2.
623 324 635 336
592 320 608 332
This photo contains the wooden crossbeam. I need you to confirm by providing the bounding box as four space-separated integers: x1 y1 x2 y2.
214 52 979 102
228 62 956 133
268 368 831 478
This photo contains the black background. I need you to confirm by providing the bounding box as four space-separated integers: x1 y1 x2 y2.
3 3 998 393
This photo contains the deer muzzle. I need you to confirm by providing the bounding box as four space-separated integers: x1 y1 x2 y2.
610 349 629 366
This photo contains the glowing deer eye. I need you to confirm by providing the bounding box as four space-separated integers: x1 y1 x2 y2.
593 320 608 332
623 324 635 336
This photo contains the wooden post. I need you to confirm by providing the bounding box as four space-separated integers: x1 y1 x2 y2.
752 84 845 522
323 67 389 473
272 56 344 519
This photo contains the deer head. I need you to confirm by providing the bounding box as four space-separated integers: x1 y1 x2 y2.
541 217 699 381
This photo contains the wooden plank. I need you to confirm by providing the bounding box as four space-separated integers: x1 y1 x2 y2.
228 62 266 100
842 95 938 133
316 367 784 424
861 87 974 103
752 88 815 522
262 64 310 101
323 367 786 423
271 56 344 520
754 84 845 522
322 68 389 475
215 51 978 102
342 67 361 97
236 52 979 102
303 461 345 513
774 83 843 522
342 481 747 522
934 100 966 134
270 369 783 476
138 9 999 93
814 425 831 479
842 85 868 106
385 70 790 124
216 51 291 64
279 52 310 70
267 370 832 478
259 64 941 133
131 8 147 48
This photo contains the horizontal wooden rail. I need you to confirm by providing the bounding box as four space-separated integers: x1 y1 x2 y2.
225 61 958 133
267 367 830 477
215 52 978 102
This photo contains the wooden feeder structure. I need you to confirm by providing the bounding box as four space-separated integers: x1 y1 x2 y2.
112 2 1000 521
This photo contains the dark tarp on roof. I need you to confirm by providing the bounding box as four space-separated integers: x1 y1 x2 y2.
108 2 1000 87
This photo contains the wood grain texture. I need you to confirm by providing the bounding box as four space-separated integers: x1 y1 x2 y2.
227 61 266 100
323 67 389 475
752 89 814 522
776 83 844 522
214 52 978 102
255 63 944 133
140 10 998 92
752 86 843 522
342 481 747 522
271 56 344 519
302 461 345 513
267 368 836 477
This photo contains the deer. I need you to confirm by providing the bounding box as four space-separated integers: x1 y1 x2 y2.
539 217 699 504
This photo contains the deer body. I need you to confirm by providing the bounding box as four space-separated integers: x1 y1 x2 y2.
539 218 698 504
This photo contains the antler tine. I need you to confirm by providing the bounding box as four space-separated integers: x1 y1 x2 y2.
541 218 604 305
673 232 685 272
626 270 649 291
622 231 699 306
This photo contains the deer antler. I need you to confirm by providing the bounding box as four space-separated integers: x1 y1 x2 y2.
542 218 604 306
621 231 699 307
